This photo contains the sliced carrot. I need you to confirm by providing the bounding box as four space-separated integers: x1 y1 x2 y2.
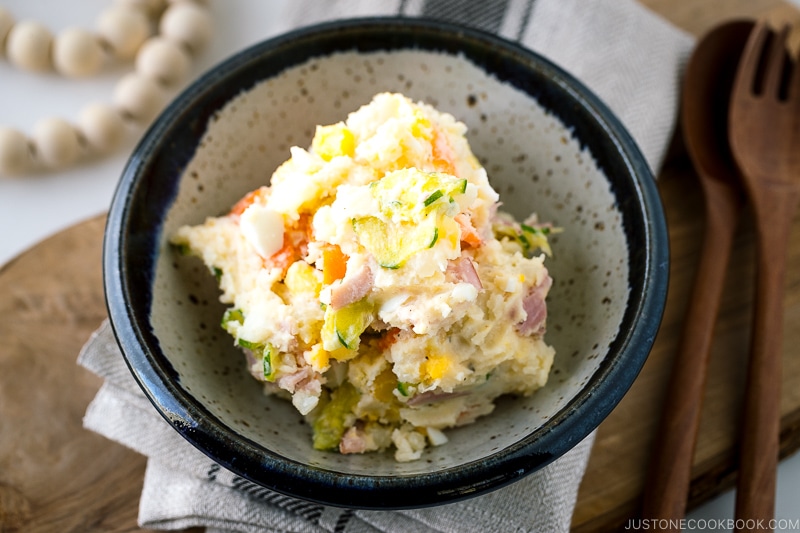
322 244 348 285
264 215 312 276
377 327 401 353
302 213 315 243
432 128 457 176
264 238 296 275
229 186 268 217
455 213 482 248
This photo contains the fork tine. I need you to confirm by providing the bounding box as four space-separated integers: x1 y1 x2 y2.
732 22 770 101
763 25 791 98
790 33 800 101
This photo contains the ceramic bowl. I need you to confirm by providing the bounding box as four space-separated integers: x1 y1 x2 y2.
104 18 668 509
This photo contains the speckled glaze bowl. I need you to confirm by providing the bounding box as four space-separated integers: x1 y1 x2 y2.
104 18 668 509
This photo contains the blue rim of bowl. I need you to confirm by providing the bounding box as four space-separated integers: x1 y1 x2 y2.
104 17 668 509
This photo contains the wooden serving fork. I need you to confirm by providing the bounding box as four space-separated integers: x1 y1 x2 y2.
728 21 800 529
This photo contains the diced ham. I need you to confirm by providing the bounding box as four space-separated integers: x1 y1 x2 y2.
329 261 374 310
339 424 369 455
277 366 321 397
301 376 322 397
516 275 553 336
446 256 482 290
243 349 265 382
281 355 323 415
277 367 309 392
488 202 500 222
406 390 468 407
518 293 546 335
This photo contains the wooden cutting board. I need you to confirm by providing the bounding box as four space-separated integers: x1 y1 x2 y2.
2 3 800 532
574 2 800 531
572 146 800 532
0 215 149 533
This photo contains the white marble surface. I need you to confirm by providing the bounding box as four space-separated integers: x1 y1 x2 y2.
2 1 798 530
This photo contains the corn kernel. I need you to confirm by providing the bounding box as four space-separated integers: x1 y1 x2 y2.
440 216 460 249
410 110 432 140
329 346 359 362
312 123 355 161
306 343 330 372
373 368 398 404
423 353 450 381
285 261 322 295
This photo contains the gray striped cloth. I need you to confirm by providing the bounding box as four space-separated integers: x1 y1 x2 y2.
80 1 692 531
274 0 693 172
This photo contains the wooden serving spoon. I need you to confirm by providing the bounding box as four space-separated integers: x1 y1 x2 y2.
641 20 752 525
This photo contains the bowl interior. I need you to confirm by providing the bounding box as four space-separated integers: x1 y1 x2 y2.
154 48 628 471
107 19 663 506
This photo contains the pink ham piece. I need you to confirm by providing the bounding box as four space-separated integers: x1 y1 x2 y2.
329 262 374 310
446 256 482 290
339 424 369 454
243 348 265 382
277 366 322 396
406 390 468 407
516 275 553 336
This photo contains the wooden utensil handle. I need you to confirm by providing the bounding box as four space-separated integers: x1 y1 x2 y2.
642 178 740 525
734 195 795 530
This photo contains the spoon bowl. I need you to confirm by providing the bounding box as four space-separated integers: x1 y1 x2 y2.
642 19 751 523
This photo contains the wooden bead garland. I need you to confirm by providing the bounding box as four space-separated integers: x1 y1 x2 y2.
96 5 151 60
0 0 212 177
6 20 53 72
53 28 105 78
113 72 167 122
136 36 190 86
33 118 81 168
0 127 31 176
159 2 212 53
0 8 12 44
78 103 126 153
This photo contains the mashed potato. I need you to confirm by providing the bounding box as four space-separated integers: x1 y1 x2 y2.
172 93 556 461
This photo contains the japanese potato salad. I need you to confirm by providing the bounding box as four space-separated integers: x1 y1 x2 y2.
172 93 558 462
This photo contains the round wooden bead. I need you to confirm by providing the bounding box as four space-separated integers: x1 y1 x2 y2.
114 0 167 17
96 5 150 60
135 36 190 86
113 72 165 122
0 7 14 48
159 2 212 53
33 118 81 169
6 20 53 72
165 0 210 7
78 103 126 153
0 127 31 176
53 28 105 78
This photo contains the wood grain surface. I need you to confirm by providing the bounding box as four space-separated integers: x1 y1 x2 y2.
573 2 800 531
0 216 154 533
1 2 800 532
572 140 800 532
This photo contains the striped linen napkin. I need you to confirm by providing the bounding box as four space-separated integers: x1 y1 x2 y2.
80 1 692 531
